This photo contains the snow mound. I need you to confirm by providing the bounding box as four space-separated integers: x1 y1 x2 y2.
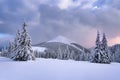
48 35 74 45
32 47 46 52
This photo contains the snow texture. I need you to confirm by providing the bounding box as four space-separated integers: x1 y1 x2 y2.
0 57 120 80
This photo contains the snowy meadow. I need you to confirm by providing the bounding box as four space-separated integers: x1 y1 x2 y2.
0 57 120 80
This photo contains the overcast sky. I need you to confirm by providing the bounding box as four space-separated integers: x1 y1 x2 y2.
0 0 120 48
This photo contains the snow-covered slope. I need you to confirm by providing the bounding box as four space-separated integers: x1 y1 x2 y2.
47 35 89 52
48 35 75 45
0 57 120 80
35 35 90 58
32 46 46 52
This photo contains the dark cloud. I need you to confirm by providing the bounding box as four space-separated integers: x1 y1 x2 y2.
0 0 120 47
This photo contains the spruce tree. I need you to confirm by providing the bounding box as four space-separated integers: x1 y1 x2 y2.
101 33 111 63
92 32 111 64
8 42 14 57
14 30 21 48
12 22 35 61
92 31 102 63
11 29 21 59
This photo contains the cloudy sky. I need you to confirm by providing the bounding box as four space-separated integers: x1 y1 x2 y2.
0 0 120 48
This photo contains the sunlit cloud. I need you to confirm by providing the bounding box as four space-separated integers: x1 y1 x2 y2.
108 36 120 46
58 0 71 9
58 0 97 10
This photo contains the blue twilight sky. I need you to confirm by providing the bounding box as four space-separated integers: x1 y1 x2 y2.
0 0 120 48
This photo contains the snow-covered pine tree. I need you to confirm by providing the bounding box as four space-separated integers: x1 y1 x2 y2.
81 49 86 61
1 46 8 57
57 44 62 59
10 29 21 59
101 33 111 63
109 44 120 62
14 30 21 48
12 22 35 61
64 45 70 60
114 45 120 62
7 42 14 57
91 31 102 63
69 50 74 59
91 32 111 64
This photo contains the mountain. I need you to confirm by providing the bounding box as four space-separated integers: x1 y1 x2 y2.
34 35 90 61
35 35 90 52
48 36 75 45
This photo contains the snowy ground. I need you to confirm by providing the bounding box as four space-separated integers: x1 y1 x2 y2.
0 57 120 80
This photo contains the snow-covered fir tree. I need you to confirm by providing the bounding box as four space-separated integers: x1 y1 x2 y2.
12 22 35 61
91 32 111 64
114 45 120 62
57 44 62 59
9 30 21 58
101 33 111 63
91 31 102 63
1 46 8 57
65 45 71 59
14 30 21 48
7 42 14 57
110 44 120 62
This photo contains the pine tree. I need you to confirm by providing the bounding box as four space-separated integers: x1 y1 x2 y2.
57 44 62 59
91 31 102 63
14 30 21 48
101 33 111 63
115 45 120 62
65 45 70 59
8 42 14 57
1 46 8 57
10 30 20 59
12 22 35 61
91 32 111 64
